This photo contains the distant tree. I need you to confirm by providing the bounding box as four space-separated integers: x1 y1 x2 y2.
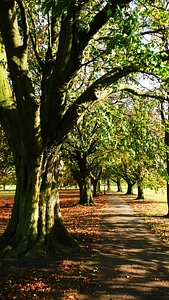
111 95 165 197
160 100 169 215
62 102 112 205
58 163 77 189
0 0 168 257
0 126 15 189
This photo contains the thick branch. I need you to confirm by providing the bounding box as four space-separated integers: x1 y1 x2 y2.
16 0 29 49
78 0 132 49
118 84 169 101
57 65 137 143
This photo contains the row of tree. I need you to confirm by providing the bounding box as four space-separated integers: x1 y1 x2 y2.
60 93 166 202
0 0 169 257
1 93 165 203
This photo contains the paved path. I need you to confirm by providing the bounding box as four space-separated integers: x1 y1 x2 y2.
80 193 169 300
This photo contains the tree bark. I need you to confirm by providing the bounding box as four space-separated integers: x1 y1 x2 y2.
117 179 123 192
160 102 169 216
165 135 169 215
136 185 144 200
126 182 134 195
91 168 102 197
72 168 94 205
0 147 77 258
107 179 111 191
76 176 94 205
0 0 140 258
92 179 101 197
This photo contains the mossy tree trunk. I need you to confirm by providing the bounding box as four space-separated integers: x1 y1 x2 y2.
0 0 138 257
72 169 94 206
78 177 94 205
91 167 102 197
0 146 76 258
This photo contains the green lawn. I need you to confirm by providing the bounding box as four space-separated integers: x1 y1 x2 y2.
122 187 169 245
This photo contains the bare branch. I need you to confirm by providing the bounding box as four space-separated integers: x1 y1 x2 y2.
28 10 44 69
141 28 165 36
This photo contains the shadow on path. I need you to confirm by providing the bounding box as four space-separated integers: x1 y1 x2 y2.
1 193 169 300
79 193 169 300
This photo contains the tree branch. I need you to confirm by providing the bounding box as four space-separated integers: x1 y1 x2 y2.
118 84 169 101
78 0 132 50
28 10 44 69
57 65 137 143
16 0 29 49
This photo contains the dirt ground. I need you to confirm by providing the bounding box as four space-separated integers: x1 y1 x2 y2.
1 190 169 299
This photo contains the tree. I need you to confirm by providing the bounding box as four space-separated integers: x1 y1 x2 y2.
0 126 16 189
0 0 137 257
160 99 169 215
0 0 168 257
62 101 111 205
110 94 166 197
58 163 77 189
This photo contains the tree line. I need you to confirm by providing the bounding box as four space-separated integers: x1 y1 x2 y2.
0 0 169 257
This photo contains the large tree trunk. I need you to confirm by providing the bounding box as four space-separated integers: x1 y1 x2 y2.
126 182 134 195
91 168 102 197
92 179 101 197
0 0 136 259
71 155 95 205
107 179 111 191
78 177 94 205
72 171 94 205
117 179 123 192
0 147 77 258
136 185 144 200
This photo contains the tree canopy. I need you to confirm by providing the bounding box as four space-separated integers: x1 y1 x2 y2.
0 0 169 257
0 126 15 188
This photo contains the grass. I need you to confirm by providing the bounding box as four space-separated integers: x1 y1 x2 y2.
121 188 169 245
1 188 169 298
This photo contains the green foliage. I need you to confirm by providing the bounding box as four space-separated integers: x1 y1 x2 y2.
0 0 169 254
61 100 118 188
0 126 16 185
109 94 166 189
42 0 71 17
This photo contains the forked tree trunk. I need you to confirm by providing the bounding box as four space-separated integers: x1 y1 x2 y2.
0 148 77 258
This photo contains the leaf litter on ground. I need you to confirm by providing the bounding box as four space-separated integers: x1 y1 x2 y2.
0 189 107 300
